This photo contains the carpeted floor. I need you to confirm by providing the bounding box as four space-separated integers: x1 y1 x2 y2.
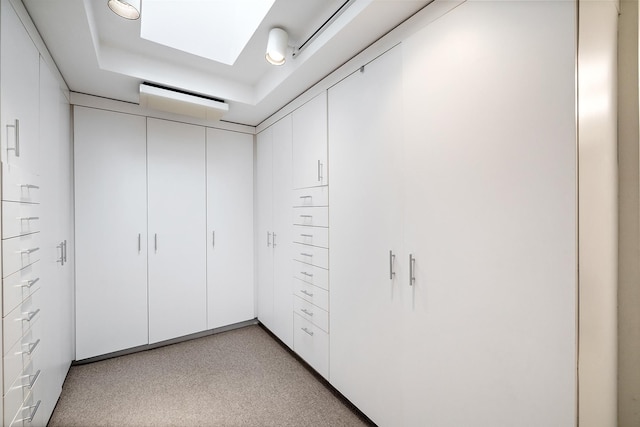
48 325 371 427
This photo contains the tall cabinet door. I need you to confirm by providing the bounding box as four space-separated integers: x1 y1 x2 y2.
147 118 207 344
292 93 327 188
401 2 577 425
256 127 274 329
271 115 293 347
74 107 148 360
328 46 405 427
206 128 254 329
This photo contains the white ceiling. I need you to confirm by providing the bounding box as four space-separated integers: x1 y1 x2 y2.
22 0 430 126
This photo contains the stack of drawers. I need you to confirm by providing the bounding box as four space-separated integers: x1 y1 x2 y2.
1 163 43 426
292 185 329 379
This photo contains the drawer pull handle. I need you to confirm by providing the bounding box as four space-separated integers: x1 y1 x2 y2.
300 253 313 257
16 400 41 423
267 231 271 247
21 278 40 288
300 215 313 218
300 271 313 277
302 327 314 337
300 234 313 238
19 184 39 190
301 308 314 317
299 195 312 199
273 232 277 248
17 339 40 356
389 250 396 279
18 247 40 255
21 309 40 322
409 254 416 286
19 369 41 389
7 119 20 157
17 217 39 221
300 290 314 297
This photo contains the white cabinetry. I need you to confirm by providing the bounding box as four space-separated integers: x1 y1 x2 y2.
329 2 577 425
292 93 327 189
256 116 293 347
206 128 254 329
74 107 148 360
147 118 207 344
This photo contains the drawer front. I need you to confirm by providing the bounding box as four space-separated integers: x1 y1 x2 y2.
293 314 329 379
293 261 328 290
294 296 329 332
293 225 328 249
3 262 40 316
9 374 43 427
2 202 40 239
292 186 328 207
4 292 40 355
2 163 40 203
4 322 41 395
293 207 328 228
293 243 328 269
293 279 329 312
2 233 40 279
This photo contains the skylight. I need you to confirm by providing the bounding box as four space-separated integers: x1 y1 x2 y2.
140 0 276 66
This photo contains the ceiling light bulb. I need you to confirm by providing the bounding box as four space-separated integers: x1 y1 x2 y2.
108 0 141 20
266 28 288 66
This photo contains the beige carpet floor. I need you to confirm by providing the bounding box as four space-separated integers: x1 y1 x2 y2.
48 325 371 427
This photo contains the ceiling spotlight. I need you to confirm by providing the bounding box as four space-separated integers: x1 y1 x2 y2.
108 0 141 20
265 28 288 66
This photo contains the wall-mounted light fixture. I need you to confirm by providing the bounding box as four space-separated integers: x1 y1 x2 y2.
265 27 288 65
108 0 141 20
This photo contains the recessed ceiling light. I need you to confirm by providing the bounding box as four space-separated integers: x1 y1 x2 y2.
107 0 141 20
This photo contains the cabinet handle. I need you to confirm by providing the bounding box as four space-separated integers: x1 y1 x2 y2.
300 253 313 257
409 254 416 286
389 250 396 279
17 217 39 221
17 339 40 356
317 160 323 182
63 240 67 263
273 233 277 248
57 242 64 265
300 271 313 277
300 215 313 218
212 231 215 248
267 231 271 247
19 369 41 390
301 308 314 317
15 400 41 424
20 184 39 189
154 234 158 252
302 327 314 337
138 234 141 253
19 247 39 255
21 309 40 322
300 234 313 238
300 290 314 297
21 278 39 288
299 195 312 199
6 119 20 157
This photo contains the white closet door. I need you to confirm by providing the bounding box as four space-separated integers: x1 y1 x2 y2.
147 118 207 344
292 93 327 189
206 128 254 329
256 127 274 329
271 115 293 348
328 46 405 427
74 107 148 360
401 2 577 425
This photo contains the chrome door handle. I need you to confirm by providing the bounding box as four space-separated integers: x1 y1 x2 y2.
21 278 39 288
302 327 314 336
19 369 41 389
17 339 40 355
138 234 141 253
154 234 158 252
7 119 20 157
15 400 41 423
273 233 277 248
17 217 39 221
57 242 64 265
212 231 215 248
21 309 40 322
300 215 313 218
63 240 67 263
389 250 396 279
267 231 271 247
20 184 39 189
301 308 314 317
300 234 313 238
299 195 312 199
300 290 314 297
300 253 313 257
317 160 323 182
300 271 313 277
409 254 416 286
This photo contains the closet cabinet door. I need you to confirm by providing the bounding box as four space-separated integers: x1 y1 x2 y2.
292 93 327 189
256 127 274 329
328 46 405 427
147 119 207 344
74 107 148 360
206 128 254 329
0 0 40 173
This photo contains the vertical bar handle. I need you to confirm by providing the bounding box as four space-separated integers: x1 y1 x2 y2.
56 242 64 265
267 231 271 247
154 234 158 252
317 160 324 182
138 234 141 253
212 231 215 248
63 240 67 263
7 119 20 157
409 254 416 286
389 250 396 279
273 233 277 248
